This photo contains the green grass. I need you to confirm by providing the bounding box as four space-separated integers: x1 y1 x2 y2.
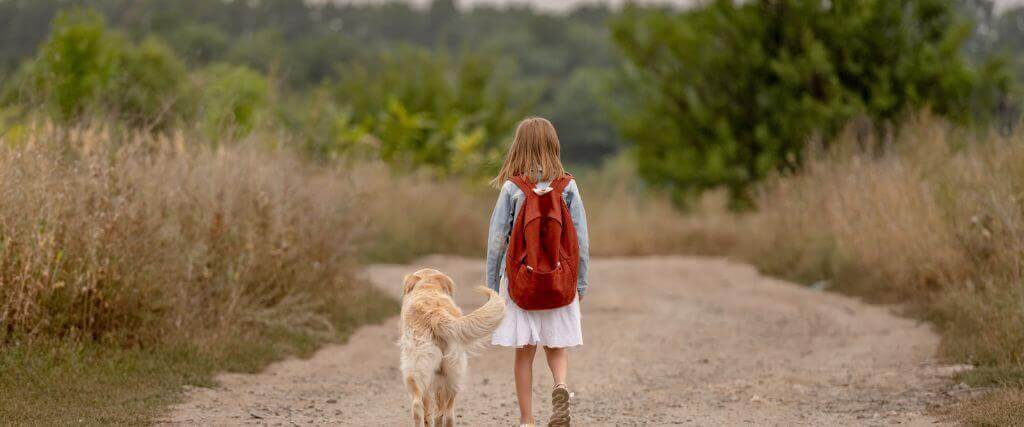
958 366 1024 389
0 286 397 425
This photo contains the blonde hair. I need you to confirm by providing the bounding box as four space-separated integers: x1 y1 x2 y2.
491 117 566 188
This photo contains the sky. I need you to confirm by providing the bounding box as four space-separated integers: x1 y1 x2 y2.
333 0 1024 14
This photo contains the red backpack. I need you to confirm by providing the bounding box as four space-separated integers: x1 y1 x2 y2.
505 173 579 310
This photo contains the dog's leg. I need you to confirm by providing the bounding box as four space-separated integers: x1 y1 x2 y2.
423 390 435 427
406 376 426 427
436 361 461 427
431 379 446 427
436 384 456 427
435 350 465 427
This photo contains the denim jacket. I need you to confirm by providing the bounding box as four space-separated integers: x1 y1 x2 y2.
485 178 590 297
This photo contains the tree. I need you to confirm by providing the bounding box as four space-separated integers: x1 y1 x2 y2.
31 9 121 121
7 9 190 128
546 67 621 164
322 48 535 177
612 0 1008 205
196 63 270 140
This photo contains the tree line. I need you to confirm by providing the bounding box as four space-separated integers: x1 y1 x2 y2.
0 0 1022 201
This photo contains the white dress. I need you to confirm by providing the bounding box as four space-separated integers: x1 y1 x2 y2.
491 274 583 348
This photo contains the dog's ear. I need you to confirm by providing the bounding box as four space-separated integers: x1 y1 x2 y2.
402 274 420 295
439 275 454 295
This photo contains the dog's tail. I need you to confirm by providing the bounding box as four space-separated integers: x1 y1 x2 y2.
436 286 506 344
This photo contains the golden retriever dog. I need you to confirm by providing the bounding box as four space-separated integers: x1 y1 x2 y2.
400 268 506 427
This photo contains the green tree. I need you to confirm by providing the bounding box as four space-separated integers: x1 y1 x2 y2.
111 37 188 129
196 63 270 140
546 67 621 164
165 23 230 64
31 9 121 121
612 0 1008 205
323 48 535 177
6 8 190 128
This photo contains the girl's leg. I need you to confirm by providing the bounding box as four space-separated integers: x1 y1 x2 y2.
544 347 571 427
514 345 538 424
543 346 567 386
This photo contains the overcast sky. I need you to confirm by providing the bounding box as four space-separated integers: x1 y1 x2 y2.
334 0 1024 13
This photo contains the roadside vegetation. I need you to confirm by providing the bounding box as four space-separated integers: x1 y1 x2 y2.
1 0 1023 425
363 118 1024 425
0 125 394 423
716 117 1024 424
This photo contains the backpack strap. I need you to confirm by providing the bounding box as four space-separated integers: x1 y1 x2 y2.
510 175 536 196
511 173 572 196
550 172 573 195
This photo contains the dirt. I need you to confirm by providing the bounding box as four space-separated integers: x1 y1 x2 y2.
165 255 962 425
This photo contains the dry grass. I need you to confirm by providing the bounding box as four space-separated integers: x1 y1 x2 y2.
359 155 729 262
0 123 377 344
0 123 395 423
718 116 1024 421
946 388 1024 426
354 163 493 263
581 156 738 257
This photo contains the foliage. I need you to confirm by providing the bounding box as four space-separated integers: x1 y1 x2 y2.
320 48 534 177
8 9 189 128
545 67 622 164
23 9 121 121
196 63 270 139
612 0 1010 204
0 0 626 164
110 37 189 129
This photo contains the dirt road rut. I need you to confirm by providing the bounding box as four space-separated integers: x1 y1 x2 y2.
167 256 958 425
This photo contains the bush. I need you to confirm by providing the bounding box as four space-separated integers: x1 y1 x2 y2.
111 37 188 129
611 0 1010 204
323 48 535 178
27 9 120 121
6 9 190 129
195 63 270 140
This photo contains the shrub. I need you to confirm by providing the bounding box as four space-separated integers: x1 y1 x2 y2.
324 48 535 178
110 37 189 129
28 9 120 121
611 0 1010 204
6 9 190 129
195 63 270 140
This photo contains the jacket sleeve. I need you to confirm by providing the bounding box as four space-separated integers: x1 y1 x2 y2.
566 180 590 297
485 182 515 293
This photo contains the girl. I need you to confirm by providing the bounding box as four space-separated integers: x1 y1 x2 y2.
486 117 589 427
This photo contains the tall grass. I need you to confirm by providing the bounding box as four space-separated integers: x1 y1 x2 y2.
358 155 726 262
0 124 381 345
737 118 1024 367
718 116 1024 423
0 123 395 422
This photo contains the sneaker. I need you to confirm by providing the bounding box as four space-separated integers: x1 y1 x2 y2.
548 384 571 427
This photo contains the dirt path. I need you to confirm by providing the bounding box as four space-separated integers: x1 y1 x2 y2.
166 255 960 425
